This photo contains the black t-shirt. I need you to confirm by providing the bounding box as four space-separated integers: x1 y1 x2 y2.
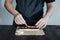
15 0 55 26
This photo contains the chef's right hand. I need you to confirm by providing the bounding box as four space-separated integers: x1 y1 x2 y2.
14 13 37 28
14 13 27 25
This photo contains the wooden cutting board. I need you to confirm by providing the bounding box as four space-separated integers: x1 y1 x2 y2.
15 29 45 35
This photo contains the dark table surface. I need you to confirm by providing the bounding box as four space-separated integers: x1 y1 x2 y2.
0 25 60 40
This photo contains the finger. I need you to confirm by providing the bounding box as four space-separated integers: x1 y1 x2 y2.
15 15 22 24
38 22 45 29
35 18 43 26
25 24 28 28
35 20 41 26
17 16 26 25
15 16 24 25
14 15 23 25
17 17 23 24
15 19 22 25
36 21 44 28
17 17 24 24
19 15 26 23
41 23 47 29
16 14 24 24
15 19 18 24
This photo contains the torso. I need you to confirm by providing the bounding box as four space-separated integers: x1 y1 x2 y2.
15 0 44 26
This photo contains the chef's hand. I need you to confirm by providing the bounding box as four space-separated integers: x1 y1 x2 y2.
35 17 49 29
14 13 27 25
14 13 35 28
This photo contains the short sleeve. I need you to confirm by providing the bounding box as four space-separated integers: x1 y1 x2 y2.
45 0 55 3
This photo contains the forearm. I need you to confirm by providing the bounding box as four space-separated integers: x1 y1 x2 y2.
4 0 20 17
44 2 55 19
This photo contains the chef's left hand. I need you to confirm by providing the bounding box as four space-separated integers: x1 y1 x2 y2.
35 17 49 29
